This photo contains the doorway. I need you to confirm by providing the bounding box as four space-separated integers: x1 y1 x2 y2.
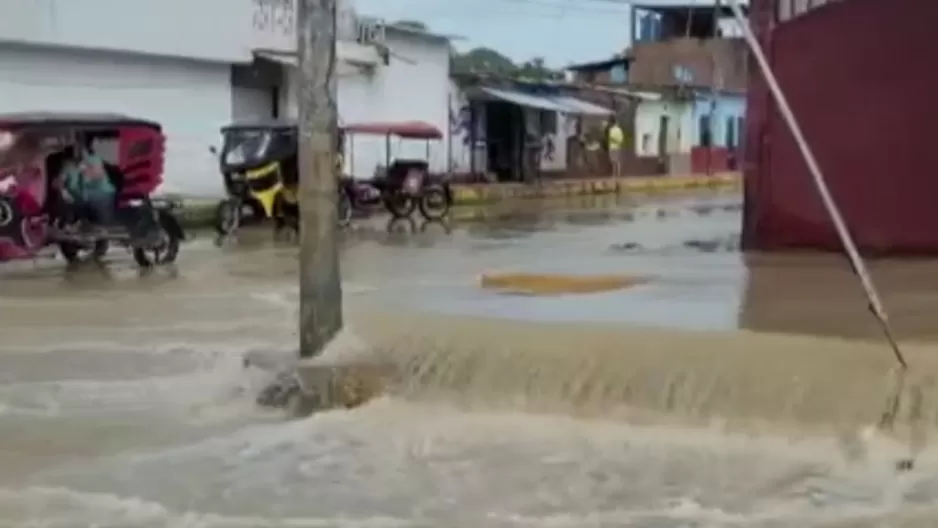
485 101 523 182
657 115 670 156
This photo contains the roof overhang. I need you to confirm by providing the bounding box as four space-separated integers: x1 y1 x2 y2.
587 85 663 101
474 86 613 116
566 56 629 72
477 87 569 112
255 40 382 70
549 95 612 116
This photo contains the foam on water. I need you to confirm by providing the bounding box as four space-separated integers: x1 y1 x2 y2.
7 399 938 527
0 341 283 419
0 487 418 528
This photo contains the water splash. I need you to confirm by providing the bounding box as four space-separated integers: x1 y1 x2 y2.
306 312 938 444
14 401 938 527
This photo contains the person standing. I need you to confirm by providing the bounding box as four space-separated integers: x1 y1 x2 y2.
605 117 625 177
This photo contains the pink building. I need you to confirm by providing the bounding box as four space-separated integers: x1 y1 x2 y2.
742 0 938 254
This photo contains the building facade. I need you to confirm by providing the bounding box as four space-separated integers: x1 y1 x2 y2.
633 97 693 158
691 93 745 150
254 18 454 181
448 75 613 182
567 5 748 175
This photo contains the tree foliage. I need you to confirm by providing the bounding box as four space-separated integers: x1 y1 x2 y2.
452 47 518 77
452 47 562 81
389 20 562 80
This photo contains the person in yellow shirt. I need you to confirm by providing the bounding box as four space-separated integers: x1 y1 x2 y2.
606 117 625 177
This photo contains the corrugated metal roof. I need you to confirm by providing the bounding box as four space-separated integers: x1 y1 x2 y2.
590 85 663 101
480 87 619 116
479 87 570 112
386 24 465 42
550 96 613 116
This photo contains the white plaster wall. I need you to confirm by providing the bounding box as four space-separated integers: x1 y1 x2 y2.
0 45 231 197
634 99 694 156
0 0 262 62
448 83 487 175
282 30 451 179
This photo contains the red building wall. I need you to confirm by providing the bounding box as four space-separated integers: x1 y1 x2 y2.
742 0 938 254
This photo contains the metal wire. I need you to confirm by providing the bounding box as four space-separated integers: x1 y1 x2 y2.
724 0 907 371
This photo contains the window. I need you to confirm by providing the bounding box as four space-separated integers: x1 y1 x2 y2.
698 116 712 147
610 64 627 84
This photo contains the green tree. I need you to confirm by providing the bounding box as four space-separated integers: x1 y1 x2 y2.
393 20 561 80
517 57 562 81
452 47 518 76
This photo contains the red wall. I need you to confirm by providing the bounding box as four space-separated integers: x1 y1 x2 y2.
742 0 938 254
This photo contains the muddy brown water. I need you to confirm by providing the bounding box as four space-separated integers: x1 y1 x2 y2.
2 192 938 526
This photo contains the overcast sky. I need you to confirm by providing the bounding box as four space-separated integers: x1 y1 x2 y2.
354 0 749 67
355 0 636 67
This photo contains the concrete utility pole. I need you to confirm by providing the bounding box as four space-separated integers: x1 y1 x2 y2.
297 0 343 359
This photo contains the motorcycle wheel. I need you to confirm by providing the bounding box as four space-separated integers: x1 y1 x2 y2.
213 198 241 237
418 185 450 220
383 193 417 219
133 210 181 267
59 240 109 264
272 192 300 236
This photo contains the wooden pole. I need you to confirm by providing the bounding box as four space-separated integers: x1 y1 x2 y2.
297 0 342 359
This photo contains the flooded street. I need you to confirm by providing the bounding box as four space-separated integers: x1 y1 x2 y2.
3 192 938 527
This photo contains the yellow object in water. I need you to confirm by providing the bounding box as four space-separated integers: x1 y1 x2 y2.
479 272 652 295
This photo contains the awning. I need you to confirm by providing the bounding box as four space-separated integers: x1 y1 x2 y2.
549 96 613 116
479 87 614 116
479 87 569 113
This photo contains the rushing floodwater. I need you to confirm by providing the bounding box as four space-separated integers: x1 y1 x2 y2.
3 193 938 527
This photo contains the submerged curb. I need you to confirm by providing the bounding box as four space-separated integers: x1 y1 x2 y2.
450 172 741 205
171 172 742 229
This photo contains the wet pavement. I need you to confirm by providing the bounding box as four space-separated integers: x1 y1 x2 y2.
3 191 938 527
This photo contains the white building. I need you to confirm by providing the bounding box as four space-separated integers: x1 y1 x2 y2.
448 79 613 181
258 18 453 181
633 97 694 158
0 0 453 195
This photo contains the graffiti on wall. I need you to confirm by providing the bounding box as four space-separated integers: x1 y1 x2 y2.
450 103 470 143
253 0 295 37
449 91 488 173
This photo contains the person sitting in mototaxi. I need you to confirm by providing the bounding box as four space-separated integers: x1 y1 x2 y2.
52 147 81 224
57 141 117 228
